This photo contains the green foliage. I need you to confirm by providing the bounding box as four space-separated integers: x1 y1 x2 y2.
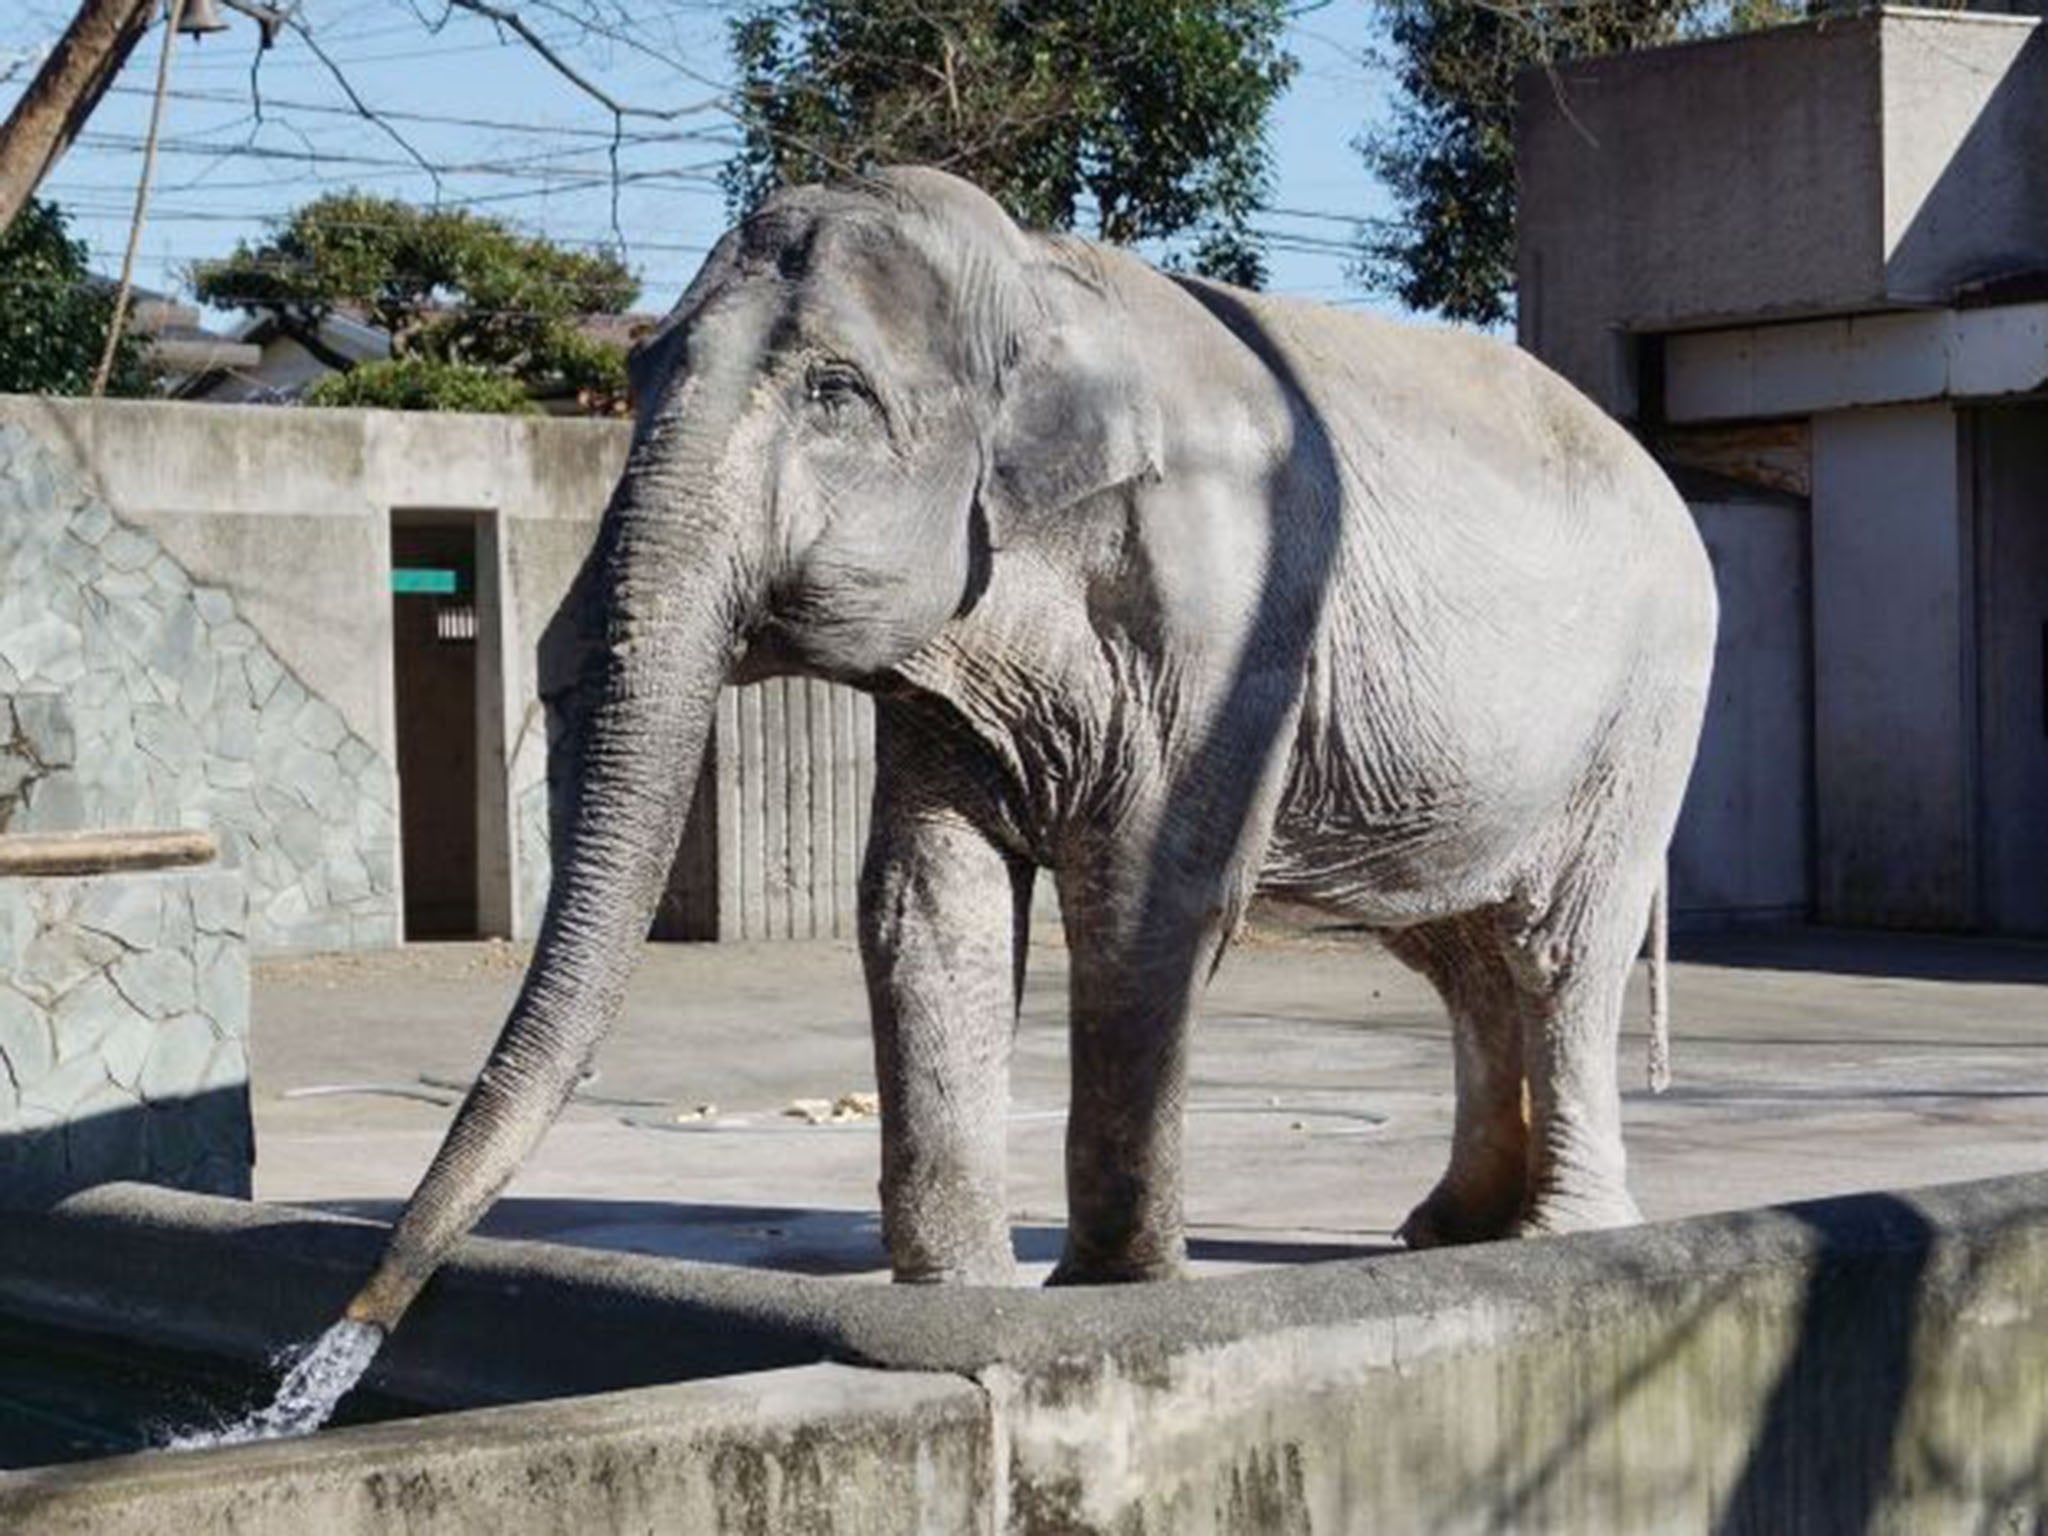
0 200 155 397
724 0 1295 287
1362 0 1801 326
192 193 639 413
305 357 538 415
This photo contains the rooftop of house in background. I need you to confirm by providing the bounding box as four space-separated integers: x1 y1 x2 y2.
166 306 662 412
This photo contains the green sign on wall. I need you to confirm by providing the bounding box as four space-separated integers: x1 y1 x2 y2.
392 568 461 596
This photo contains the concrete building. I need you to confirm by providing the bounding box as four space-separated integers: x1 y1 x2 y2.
1518 5 2048 934
0 398 873 954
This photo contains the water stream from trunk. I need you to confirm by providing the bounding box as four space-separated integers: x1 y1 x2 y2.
161 1320 384 1450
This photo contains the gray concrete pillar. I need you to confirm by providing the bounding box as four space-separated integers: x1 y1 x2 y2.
1810 404 1976 928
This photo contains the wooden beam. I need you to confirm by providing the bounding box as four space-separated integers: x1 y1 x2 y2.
0 829 217 877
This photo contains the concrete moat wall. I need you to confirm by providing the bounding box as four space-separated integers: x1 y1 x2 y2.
0 866 251 1207
4 1174 2048 1531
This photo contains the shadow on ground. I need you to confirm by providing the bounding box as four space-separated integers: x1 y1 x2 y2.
304 1198 1395 1276
1677 927 2048 985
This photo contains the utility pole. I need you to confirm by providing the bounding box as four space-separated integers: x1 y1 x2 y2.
0 0 159 237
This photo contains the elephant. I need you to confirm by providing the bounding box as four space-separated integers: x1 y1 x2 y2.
343 165 1715 1333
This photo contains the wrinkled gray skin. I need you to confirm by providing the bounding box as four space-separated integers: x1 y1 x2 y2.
347 167 1714 1326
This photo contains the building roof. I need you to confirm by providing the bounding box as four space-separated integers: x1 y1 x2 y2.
83 279 264 377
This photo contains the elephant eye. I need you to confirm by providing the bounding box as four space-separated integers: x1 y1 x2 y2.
805 358 872 413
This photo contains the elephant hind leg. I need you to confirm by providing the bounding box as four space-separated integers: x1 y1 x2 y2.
1503 868 1654 1240
1385 915 1532 1248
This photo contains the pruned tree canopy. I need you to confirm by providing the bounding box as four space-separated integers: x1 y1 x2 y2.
192 193 640 413
723 0 1296 287
1362 0 1799 326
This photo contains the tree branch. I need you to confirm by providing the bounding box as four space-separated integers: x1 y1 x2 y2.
286 14 445 201
438 0 723 122
0 0 157 235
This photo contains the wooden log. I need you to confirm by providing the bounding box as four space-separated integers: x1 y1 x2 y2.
0 829 217 877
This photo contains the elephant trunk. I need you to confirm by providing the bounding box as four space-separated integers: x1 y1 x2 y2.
345 456 748 1335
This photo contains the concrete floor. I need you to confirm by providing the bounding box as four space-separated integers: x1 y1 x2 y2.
248 923 2048 1281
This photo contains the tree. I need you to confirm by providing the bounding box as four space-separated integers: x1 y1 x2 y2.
0 196 153 396
724 0 1296 287
305 357 540 415
192 193 640 414
1362 1 1798 326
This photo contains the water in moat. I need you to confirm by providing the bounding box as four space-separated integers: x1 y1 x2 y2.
161 1321 384 1450
0 1316 419 1470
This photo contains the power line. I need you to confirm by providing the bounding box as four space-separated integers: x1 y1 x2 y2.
74 128 732 187
46 202 720 256
104 82 740 144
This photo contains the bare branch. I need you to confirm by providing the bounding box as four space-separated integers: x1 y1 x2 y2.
286 13 445 201
438 0 724 122
434 0 864 225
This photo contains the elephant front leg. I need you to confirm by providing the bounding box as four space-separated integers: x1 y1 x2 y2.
861 795 1033 1286
1049 867 1224 1286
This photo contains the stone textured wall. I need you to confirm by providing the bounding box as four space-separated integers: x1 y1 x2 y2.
0 866 252 1207
0 421 398 953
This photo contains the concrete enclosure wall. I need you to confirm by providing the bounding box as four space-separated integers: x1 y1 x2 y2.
0 397 879 953
20 397 633 952
0 416 401 953
1882 11 2048 302
0 868 250 1207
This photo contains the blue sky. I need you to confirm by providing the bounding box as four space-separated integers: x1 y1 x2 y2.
1 1 1400 329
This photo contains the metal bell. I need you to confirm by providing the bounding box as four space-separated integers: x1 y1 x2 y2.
173 0 231 37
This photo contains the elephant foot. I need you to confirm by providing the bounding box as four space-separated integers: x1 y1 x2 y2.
1512 1188 1644 1240
1045 1238 1186 1287
1396 1182 1524 1250
887 1229 1020 1287
897 1261 1024 1286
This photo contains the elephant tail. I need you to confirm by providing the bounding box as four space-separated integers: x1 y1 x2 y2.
1646 869 1671 1094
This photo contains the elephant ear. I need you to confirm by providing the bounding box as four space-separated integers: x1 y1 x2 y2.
980 262 1164 527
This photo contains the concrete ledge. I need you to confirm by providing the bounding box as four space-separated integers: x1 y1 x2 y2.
7 1174 2048 1529
0 1364 990 1536
1664 302 2048 423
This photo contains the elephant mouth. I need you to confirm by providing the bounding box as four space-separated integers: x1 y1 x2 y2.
731 602 913 690
728 620 800 684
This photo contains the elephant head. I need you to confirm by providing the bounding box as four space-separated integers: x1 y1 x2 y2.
343 168 1162 1332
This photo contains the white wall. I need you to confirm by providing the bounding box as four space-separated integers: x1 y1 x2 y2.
1672 496 1812 925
